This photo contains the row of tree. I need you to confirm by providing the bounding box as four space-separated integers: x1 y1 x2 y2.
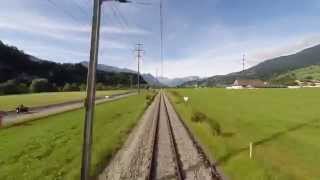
0 40 146 95
0 78 130 95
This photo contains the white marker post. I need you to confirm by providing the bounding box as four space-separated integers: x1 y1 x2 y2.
183 96 189 104
249 142 253 159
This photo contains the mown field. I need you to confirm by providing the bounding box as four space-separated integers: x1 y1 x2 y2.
0 90 128 111
0 93 152 180
168 88 320 180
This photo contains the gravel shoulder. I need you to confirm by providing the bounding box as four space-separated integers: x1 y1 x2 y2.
98 94 160 180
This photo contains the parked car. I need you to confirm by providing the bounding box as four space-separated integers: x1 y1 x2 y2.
16 104 29 113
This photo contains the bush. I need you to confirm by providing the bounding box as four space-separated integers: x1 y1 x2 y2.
30 78 56 93
191 111 207 123
0 80 29 95
79 84 87 91
191 111 221 136
96 83 105 91
207 118 221 136
146 93 156 106
63 83 80 92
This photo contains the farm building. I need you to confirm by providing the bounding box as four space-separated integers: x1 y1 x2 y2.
232 79 268 88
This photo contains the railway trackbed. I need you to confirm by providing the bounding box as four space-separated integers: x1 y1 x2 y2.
99 91 222 180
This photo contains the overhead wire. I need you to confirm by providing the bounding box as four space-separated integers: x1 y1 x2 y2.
45 0 84 24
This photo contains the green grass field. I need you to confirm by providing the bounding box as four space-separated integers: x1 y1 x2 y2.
168 88 320 180
0 93 151 180
0 90 128 111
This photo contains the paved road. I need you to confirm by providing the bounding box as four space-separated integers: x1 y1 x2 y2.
1 92 136 127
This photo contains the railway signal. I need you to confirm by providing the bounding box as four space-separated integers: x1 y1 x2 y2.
81 0 131 180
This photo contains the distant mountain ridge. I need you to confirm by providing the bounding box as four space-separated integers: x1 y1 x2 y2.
158 76 201 87
0 40 145 86
81 61 136 74
183 44 320 86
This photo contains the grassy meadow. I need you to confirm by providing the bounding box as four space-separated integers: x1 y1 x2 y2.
0 90 128 111
168 88 320 180
0 93 151 180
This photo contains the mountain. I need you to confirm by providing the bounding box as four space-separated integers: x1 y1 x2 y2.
86 61 198 87
273 65 320 81
141 73 164 86
269 65 320 85
0 40 145 86
81 61 136 74
183 44 320 86
158 76 200 87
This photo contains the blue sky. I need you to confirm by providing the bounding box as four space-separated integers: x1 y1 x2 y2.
1 0 320 78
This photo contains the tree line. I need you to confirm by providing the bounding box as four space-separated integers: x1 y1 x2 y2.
0 40 145 95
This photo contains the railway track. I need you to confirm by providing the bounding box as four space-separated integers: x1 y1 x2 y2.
148 92 221 180
100 91 222 180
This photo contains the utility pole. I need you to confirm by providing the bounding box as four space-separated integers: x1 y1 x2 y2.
81 1 130 180
242 54 245 72
135 43 144 94
129 75 133 89
81 0 101 179
160 0 164 79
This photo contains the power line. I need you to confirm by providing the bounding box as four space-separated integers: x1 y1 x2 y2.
70 0 90 18
45 0 83 23
112 3 130 28
110 3 128 30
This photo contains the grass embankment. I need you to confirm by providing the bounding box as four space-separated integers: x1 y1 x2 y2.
0 90 128 111
168 88 320 180
0 92 153 179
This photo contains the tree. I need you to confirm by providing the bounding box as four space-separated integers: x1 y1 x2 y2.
30 78 54 93
96 83 105 90
0 80 29 95
63 83 80 92
79 84 87 91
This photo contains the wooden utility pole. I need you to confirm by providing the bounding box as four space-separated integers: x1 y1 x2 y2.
81 1 131 180
81 0 101 179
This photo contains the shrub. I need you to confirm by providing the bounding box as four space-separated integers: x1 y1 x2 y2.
146 93 156 106
63 83 80 92
79 84 87 91
29 78 56 93
96 83 105 91
207 118 222 136
191 111 222 136
191 111 207 123
0 80 29 95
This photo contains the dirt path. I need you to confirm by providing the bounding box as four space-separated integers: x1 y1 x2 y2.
1 92 136 127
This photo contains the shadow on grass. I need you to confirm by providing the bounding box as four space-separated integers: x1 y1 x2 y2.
216 118 320 166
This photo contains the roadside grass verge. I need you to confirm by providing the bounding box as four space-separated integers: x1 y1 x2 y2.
168 88 320 180
0 90 128 111
0 93 152 180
